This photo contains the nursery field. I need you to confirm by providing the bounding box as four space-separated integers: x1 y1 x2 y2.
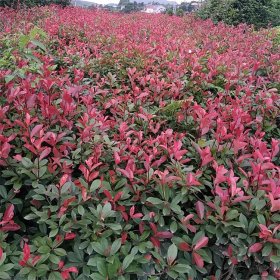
0 6 280 280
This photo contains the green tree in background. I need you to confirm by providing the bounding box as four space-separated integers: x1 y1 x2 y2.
0 0 70 8
118 0 144 13
198 0 280 28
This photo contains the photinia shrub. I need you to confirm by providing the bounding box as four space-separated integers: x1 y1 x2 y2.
0 5 280 280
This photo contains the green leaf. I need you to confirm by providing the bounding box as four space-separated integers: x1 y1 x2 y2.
48 271 62 280
0 254 6 266
192 231 205 246
0 272 10 280
172 263 191 274
115 178 127 190
29 27 47 39
87 258 96 266
101 203 115 219
0 264 13 272
21 157 33 168
262 243 272 257
239 214 248 228
248 219 257 234
38 246 51 254
257 214 266 225
38 166 47 177
197 248 212 263
225 209 239 221
271 255 280 263
92 242 105 256
167 244 178 265
49 254 60 264
122 254 135 270
111 239 121 255
36 264 50 276
49 228 59 238
97 259 107 277
272 214 280 223
225 221 245 228
19 267 32 275
255 199 266 210
90 180 101 192
0 187 7 199
90 273 105 280
54 248 67 256
78 205 85 216
30 40 46 52
28 270 37 280
24 213 39 221
146 197 163 204
106 223 122 231
170 204 183 215
18 35 29 49
167 270 179 279
170 221 178 233
107 260 119 279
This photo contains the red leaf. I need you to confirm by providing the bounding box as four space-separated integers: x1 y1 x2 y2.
65 267 78 273
0 223 20 232
232 196 252 204
194 236 209 251
156 231 173 239
19 243 31 266
129 206 143 219
65 232 76 240
23 243 30 258
269 193 280 212
129 206 135 217
139 221 145 234
1 142 11 158
31 255 41 266
62 92 73 104
195 201 205 220
30 124 43 138
59 174 69 188
150 237 160 248
117 168 133 180
149 222 157 234
178 242 191 251
113 151 121 164
39 147 51 161
132 213 143 219
2 204 14 223
61 271 70 280
121 232 127 244
114 191 123 202
193 252 204 268
249 243 263 253
103 190 112 201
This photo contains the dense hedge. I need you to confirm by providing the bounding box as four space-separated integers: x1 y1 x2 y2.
197 0 280 29
0 6 280 280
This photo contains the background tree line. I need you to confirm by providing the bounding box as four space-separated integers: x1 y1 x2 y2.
0 0 70 8
197 0 280 28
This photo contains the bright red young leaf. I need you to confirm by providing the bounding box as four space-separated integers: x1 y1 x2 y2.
192 252 204 268
249 243 263 253
178 242 191 251
194 236 209 251
195 201 205 220
129 206 143 219
1 204 14 223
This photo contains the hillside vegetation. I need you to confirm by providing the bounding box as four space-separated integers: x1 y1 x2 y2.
0 6 280 280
